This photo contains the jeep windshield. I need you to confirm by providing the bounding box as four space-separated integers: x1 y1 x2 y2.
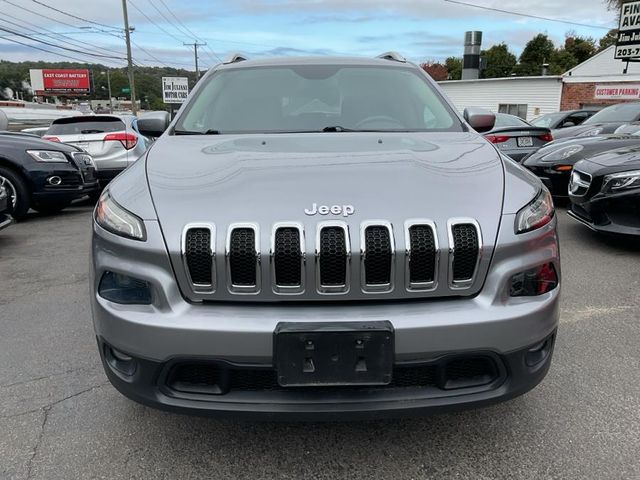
174 64 462 134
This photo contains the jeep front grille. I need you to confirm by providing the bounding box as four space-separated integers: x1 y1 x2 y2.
180 218 483 299
182 224 215 292
317 223 350 293
449 220 481 289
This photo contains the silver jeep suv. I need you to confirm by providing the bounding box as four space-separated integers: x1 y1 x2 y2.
90 53 560 419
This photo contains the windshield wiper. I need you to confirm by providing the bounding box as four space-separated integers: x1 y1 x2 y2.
173 128 220 135
321 126 356 132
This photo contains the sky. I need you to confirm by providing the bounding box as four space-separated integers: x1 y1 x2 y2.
0 0 620 70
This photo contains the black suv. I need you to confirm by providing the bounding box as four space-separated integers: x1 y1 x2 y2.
0 132 98 219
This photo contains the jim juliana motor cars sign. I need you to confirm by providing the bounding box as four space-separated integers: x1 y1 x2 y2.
616 1 640 59
29 69 90 95
162 77 189 104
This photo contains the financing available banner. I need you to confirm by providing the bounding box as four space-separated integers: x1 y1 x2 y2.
615 1 640 59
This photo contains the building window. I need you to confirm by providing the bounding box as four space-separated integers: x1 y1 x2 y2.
498 104 528 119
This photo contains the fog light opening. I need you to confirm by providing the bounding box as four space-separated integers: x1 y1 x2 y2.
526 337 553 367
105 345 137 376
510 263 558 297
47 176 62 186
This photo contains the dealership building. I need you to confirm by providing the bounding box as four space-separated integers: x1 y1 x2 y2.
439 46 640 120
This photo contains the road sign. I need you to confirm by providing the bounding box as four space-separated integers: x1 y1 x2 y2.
162 77 189 104
615 1 640 59
121 87 130 94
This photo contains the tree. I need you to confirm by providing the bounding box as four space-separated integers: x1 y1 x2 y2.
420 61 448 81
564 35 596 64
598 29 618 51
517 34 555 76
481 43 517 78
444 57 462 80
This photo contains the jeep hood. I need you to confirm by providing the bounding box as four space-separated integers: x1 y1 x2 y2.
145 132 505 247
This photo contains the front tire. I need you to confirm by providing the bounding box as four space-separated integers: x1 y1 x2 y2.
0 166 30 220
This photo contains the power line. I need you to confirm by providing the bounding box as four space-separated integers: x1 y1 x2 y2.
127 0 186 43
0 25 125 60
0 35 112 64
156 0 202 41
444 0 612 31
29 0 121 31
2 0 78 29
146 0 192 41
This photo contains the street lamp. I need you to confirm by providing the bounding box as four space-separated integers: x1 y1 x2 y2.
101 71 113 113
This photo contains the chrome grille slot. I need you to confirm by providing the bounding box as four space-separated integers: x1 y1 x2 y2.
317 223 350 294
405 221 438 291
182 224 215 292
272 224 304 294
448 220 481 289
361 222 394 292
227 224 260 294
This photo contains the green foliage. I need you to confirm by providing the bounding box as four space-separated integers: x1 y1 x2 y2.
598 29 618 51
481 43 517 78
444 56 462 80
517 34 556 75
0 60 198 109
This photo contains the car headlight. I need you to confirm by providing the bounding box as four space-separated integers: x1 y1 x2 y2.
515 188 555 234
577 128 603 137
26 150 69 163
541 144 583 163
601 170 640 193
94 190 146 241
72 151 95 168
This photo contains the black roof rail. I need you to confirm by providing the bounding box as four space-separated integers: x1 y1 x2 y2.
376 51 406 63
223 53 249 64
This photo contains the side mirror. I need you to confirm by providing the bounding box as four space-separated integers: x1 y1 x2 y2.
137 111 170 138
463 107 495 133
561 121 575 128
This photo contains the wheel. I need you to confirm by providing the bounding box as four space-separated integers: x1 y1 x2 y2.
0 166 30 220
31 200 72 215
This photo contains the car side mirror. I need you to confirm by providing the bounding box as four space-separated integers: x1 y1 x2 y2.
561 121 575 128
463 107 495 133
137 111 170 138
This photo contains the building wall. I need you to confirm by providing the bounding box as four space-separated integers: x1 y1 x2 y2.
439 77 563 120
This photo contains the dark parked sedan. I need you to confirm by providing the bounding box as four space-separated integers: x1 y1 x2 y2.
522 132 640 196
0 132 99 219
0 184 12 231
531 109 599 130
568 147 640 236
552 102 640 140
484 113 553 162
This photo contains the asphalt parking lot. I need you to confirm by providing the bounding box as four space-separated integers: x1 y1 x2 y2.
1 203 639 480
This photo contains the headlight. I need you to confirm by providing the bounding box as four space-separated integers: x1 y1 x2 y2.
601 170 640 193
541 144 583 162
515 188 555 234
72 151 95 168
26 150 69 163
94 190 146 240
577 128 603 137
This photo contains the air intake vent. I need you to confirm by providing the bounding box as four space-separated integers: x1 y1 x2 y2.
450 221 481 287
362 224 393 291
317 224 349 293
228 225 259 293
273 225 303 292
182 225 214 291
407 223 437 289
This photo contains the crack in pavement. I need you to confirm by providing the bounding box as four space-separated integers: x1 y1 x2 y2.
0 366 97 390
17 382 109 480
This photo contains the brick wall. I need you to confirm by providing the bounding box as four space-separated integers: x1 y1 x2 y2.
561 82 640 110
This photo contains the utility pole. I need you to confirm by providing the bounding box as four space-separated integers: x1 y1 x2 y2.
121 0 138 115
184 41 207 80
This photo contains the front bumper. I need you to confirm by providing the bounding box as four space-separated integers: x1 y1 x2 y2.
91 215 560 418
568 192 640 236
98 332 556 420
524 165 571 197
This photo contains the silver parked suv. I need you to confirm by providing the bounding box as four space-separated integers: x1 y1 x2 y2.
91 53 560 419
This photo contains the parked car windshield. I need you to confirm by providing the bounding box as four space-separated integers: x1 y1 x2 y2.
493 113 530 128
175 65 461 134
531 113 564 128
584 103 640 125
47 117 126 135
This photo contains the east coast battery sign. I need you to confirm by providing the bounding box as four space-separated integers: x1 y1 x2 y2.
29 69 90 95
615 1 640 59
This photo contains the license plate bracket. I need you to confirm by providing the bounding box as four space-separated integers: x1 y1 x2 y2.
517 136 533 147
274 321 394 387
